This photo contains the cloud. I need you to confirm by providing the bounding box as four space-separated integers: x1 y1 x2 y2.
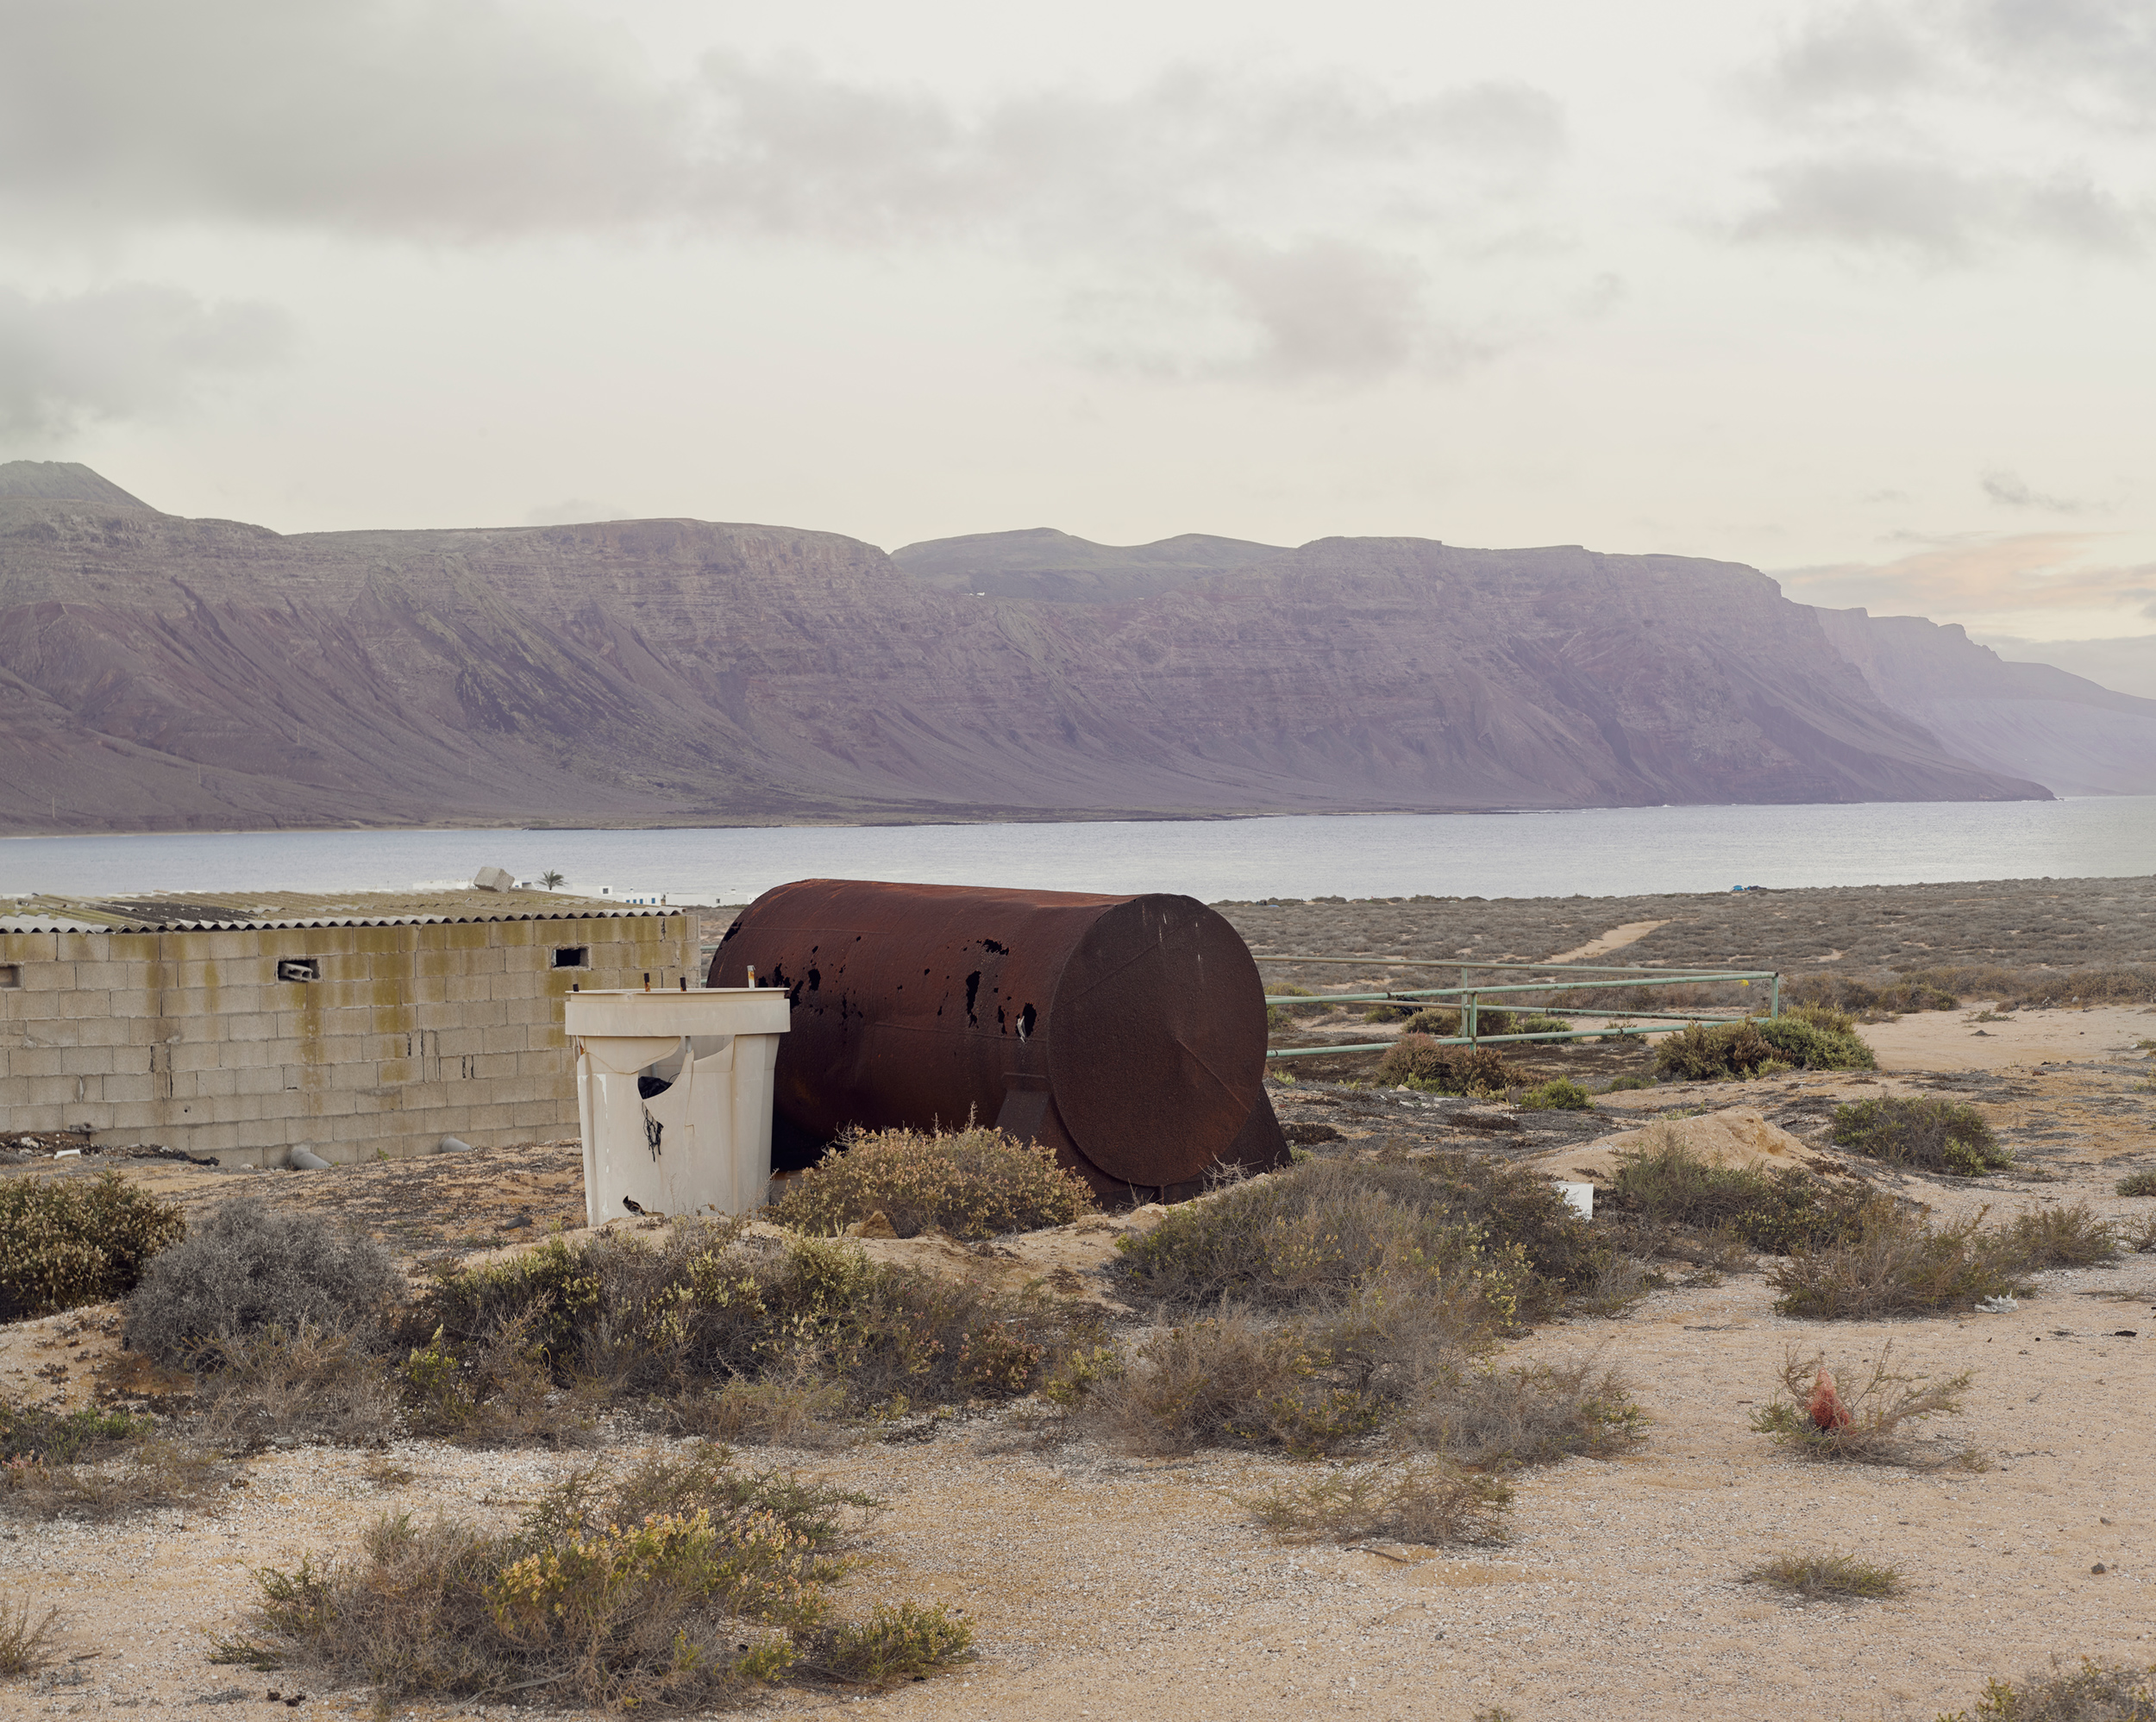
1733 154 2147 262
1981 470 2092 512
0 7 1561 244
0 283 292 441
1757 4 1933 110
1775 532 2156 623
0 4 1569 385
1733 3 2155 262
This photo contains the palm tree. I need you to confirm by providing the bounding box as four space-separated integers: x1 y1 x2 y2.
540 870 565 890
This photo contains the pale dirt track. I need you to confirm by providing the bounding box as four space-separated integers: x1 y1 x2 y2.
3 1004 2155 1721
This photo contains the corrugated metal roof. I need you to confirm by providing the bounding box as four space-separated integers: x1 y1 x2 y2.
0 888 680 935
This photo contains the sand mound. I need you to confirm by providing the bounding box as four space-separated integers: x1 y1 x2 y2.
1526 1105 1837 1184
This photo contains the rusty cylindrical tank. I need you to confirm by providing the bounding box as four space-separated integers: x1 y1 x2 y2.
705 879 1291 1200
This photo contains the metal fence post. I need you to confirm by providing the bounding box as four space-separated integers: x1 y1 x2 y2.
1466 990 1478 1044
1771 972 1782 1019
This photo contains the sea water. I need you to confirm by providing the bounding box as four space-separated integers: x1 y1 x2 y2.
2 797 2150 905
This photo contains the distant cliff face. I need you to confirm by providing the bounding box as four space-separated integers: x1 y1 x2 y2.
0 488 2051 836
1814 608 2156 797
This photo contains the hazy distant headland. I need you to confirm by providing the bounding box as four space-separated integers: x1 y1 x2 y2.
4 460 2153 838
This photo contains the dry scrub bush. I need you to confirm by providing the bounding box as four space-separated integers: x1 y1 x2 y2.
231 1442 968 1710
2002 1202 2121 1269
1599 1127 1880 1259
125 1200 403 1366
1 1404 232 1522
0 1173 185 1320
1082 1160 1639 1460
1519 1079 1593 1111
1401 1358 1647 1469
1247 1462 1511 1547
1112 1154 1598 1318
194 1324 402 1450
1771 1207 2029 1319
1751 1344 1977 1468
0 1592 60 1676
1374 1036 1528 1095
407 1223 1086 1441
1940 1659 2156 1721
1741 1550 1902 1600
1831 1096 2012 1176
768 1124 1095 1240
2117 1170 2156 1198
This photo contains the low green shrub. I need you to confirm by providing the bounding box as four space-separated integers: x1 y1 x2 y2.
1742 1550 1902 1600
0 1403 229 1522
1830 1096 2009 1175
1655 1016 1875 1080
1755 1011 1877 1071
1374 1035 1529 1095
1519 1079 1593 1111
1363 1003 1413 1024
124 1201 402 1365
0 1173 185 1320
231 1443 968 1710
768 1124 1095 1240
1510 1014 1575 1036
1654 1020 1776 1080
2115 1169 2156 1198
1601 1075 1656 1093
1401 1007 1465 1036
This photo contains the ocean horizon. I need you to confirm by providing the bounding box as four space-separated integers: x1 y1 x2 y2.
3 796 2151 906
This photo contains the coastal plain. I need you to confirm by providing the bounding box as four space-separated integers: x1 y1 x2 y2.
2 878 2153 1722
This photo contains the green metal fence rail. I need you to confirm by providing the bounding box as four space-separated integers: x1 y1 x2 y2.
1257 955 1783 1061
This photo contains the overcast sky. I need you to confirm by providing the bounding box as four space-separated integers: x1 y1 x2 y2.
3 0 2152 677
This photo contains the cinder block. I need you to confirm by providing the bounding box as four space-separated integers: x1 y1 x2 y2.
59 1044 116 1076
9 1046 63 1078
226 1012 280 1043
105 1100 160 1133
198 1068 241 1099
53 934 108 966
101 1073 154 1105
204 932 257 963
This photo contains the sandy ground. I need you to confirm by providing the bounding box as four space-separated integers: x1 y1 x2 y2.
5 1015 2156 1719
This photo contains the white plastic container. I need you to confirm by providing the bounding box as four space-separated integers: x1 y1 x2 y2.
1553 1180 1595 1222
564 988 791 1227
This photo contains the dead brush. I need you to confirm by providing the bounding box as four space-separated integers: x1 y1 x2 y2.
1938 1657 2156 1721
0 1590 60 1676
2001 1202 2120 1270
0 1403 233 1522
1770 1205 2029 1319
1751 1343 1980 1468
193 1323 401 1450
1245 1461 1511 1547
1401 1357 1648 1469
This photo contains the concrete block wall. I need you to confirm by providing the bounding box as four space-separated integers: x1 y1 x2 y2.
0 912 694 1167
